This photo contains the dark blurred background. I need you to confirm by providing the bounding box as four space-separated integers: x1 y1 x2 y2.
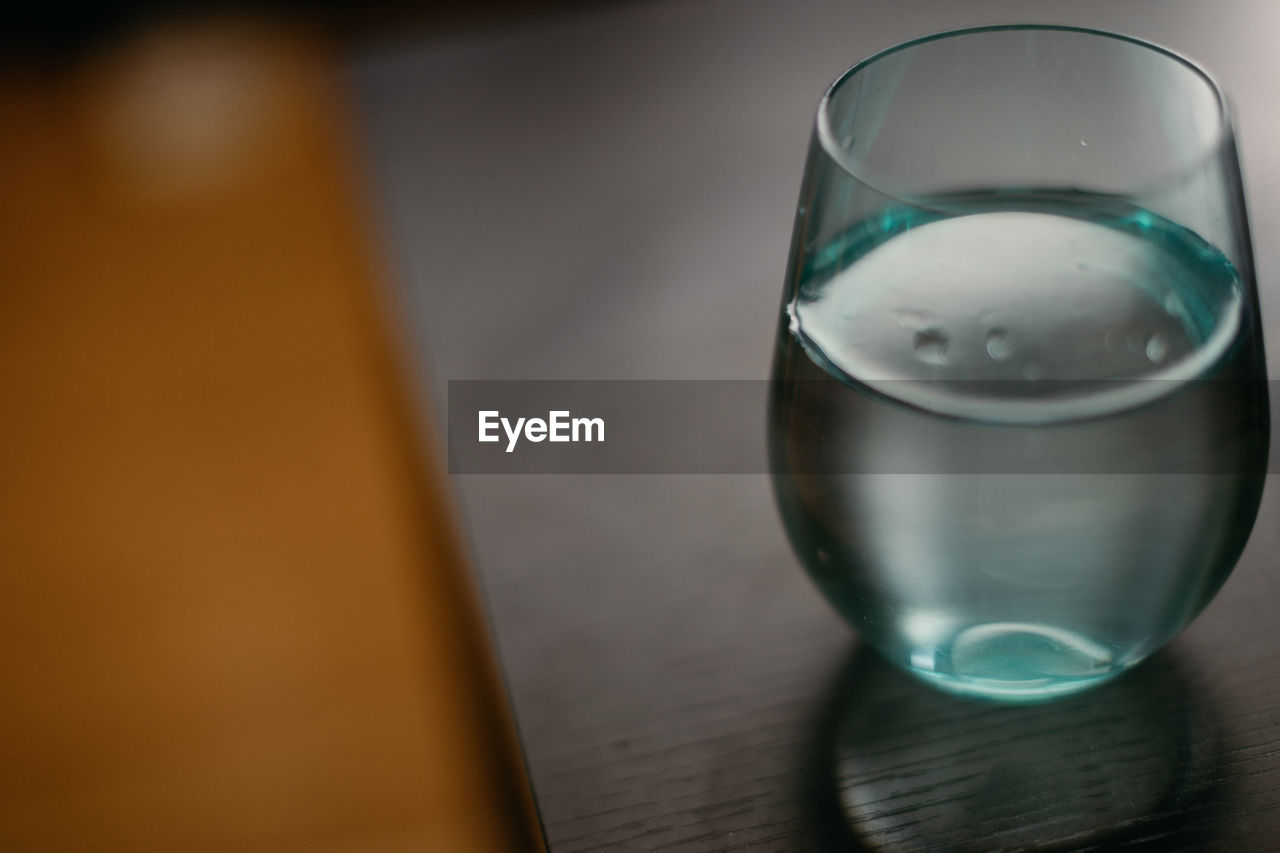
0 1 615 58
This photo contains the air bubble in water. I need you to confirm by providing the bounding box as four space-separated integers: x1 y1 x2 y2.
1162 292 1190 326
1146 333 1169 364
913 329 950 366
985 328 1013 361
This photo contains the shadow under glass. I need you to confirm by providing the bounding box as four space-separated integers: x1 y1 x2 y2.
800 645 1229 851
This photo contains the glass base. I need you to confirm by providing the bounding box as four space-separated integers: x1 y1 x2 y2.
905 622 1132 702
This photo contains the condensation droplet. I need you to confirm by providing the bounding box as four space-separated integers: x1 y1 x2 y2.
1126 332 1144 353
1022 361 1044 381
1104 326 1119 352
1146 333 1169 364
985 328 1012 361
1080 138 1088 147
913 329 950 366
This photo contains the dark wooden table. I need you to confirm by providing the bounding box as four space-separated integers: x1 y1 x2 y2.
349 1 1280 849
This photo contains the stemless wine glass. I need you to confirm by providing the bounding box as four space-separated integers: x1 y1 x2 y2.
768 26 1269 701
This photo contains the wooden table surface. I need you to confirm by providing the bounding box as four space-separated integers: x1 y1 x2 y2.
0 18 541 853
349 0 1280 850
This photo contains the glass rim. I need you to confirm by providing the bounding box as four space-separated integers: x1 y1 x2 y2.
815 24 1235 208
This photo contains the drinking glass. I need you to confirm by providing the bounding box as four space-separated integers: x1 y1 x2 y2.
768 26 1269 701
